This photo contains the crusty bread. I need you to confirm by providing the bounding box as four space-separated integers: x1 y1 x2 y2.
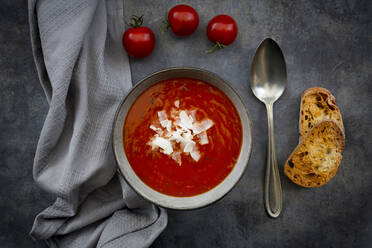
284 120 345 187
299 87 344 140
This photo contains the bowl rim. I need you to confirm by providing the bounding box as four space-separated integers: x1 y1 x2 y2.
113 66 253 210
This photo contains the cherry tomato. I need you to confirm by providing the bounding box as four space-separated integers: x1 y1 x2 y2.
122 15 155 58
167 4 199 37
206 15 238 53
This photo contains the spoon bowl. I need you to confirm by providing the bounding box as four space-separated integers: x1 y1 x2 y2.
250 38 287 218
250 39 287 103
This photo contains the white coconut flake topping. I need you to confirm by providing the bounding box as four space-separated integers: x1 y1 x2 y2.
189 110 196 122
174 100 180 108
150 125 161 132
190 149 201 162
147 104 214 165
179 111 194 130
198 131 209 145
151 136 173 155
171 151 182 165
157 110 167 122
192 119 214 134
183 142 195 153
160 120 172 132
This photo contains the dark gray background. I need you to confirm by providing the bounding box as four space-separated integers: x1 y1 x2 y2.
1 0 371 247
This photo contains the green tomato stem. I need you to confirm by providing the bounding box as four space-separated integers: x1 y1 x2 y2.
205 42 226 54
161 21 170 33
127 15 144 28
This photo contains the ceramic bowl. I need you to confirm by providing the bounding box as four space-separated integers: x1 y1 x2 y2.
113 67 253 210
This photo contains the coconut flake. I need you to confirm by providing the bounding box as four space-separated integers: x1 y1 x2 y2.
171 151 182 165
190 110 196 122
184 142 195 153
160 120 172 133
179 111 194 130
157 111 168 122
189 114 194 123
182 130 193 142
174 100 180 108
165 120 172 132
198 131 209 145
169 128 182 142
190 148 201 162
173 117 181 126
150 125 161 133
193 119 214 134
151 136 173 155
160 120 167 128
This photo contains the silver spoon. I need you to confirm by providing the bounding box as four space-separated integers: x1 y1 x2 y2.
250 38 286 218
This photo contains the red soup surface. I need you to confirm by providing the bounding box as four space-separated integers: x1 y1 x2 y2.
124 78 242 197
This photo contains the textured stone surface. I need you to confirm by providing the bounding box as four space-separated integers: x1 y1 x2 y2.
1 0 371 247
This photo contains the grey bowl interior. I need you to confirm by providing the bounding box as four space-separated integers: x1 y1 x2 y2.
113 67 253 210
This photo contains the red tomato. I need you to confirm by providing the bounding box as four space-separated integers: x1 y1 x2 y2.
122 16 155 58
206 15 238 53
168 4 199 37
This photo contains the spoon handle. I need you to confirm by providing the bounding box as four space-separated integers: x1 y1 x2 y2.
265 103 283 218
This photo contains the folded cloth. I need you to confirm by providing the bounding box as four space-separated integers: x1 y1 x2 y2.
28 0 167 247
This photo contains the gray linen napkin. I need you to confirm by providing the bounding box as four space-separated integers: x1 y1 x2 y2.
28 0 167 247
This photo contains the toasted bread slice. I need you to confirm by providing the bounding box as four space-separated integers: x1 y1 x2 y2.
284 120 345 188
299 87 344 140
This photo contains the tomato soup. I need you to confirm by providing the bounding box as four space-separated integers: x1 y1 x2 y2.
124 78 242 197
